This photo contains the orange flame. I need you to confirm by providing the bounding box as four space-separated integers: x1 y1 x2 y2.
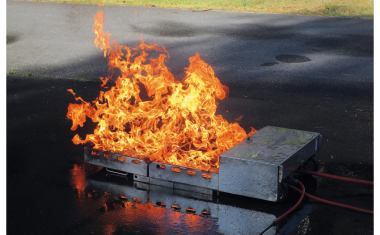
235 115 243 121
66 11 257 173
70 164 85 198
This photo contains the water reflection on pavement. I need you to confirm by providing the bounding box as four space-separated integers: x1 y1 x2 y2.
7 76 373 235
69 163 302 235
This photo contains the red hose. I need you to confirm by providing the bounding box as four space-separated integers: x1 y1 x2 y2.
303 170 373 185
287 183 373 215
259 176 372 235
275 181 305 223
259 181 306 235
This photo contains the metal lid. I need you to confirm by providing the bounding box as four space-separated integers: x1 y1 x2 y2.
220 126 319 165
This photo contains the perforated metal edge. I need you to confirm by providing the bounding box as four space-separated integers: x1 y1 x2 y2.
149 161 219 190
84 147 148 176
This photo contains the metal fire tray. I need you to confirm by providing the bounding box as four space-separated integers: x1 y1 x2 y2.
83 126 322 202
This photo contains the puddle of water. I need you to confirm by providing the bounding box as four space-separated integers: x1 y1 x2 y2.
276 55 311 63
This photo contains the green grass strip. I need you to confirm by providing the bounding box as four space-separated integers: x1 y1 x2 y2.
35 0 373 18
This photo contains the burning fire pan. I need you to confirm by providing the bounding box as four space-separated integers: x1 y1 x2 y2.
84 126 321 202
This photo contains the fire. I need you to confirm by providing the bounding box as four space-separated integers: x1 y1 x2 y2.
70 164 85 198
67 11 257 173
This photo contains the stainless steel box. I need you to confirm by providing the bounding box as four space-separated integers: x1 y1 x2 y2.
219 126 321 201
83 126 322 202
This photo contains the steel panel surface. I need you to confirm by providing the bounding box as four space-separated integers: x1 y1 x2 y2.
219 156 279 201
281 136 320 179
173 182 213 195
173 188 213 201
84 147 148 176
222 126 320 165
134 175 149 183
150 177 174 188
149 162 219 190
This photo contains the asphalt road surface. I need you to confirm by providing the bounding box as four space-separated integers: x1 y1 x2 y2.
7 1 373 234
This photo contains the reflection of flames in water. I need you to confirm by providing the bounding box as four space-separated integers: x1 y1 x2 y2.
78 199 217 234
70 164 85 198
67 11 257 173
101 201 214 234
69 162 214 233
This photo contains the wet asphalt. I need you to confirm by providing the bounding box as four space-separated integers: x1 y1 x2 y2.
7 0 373 234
